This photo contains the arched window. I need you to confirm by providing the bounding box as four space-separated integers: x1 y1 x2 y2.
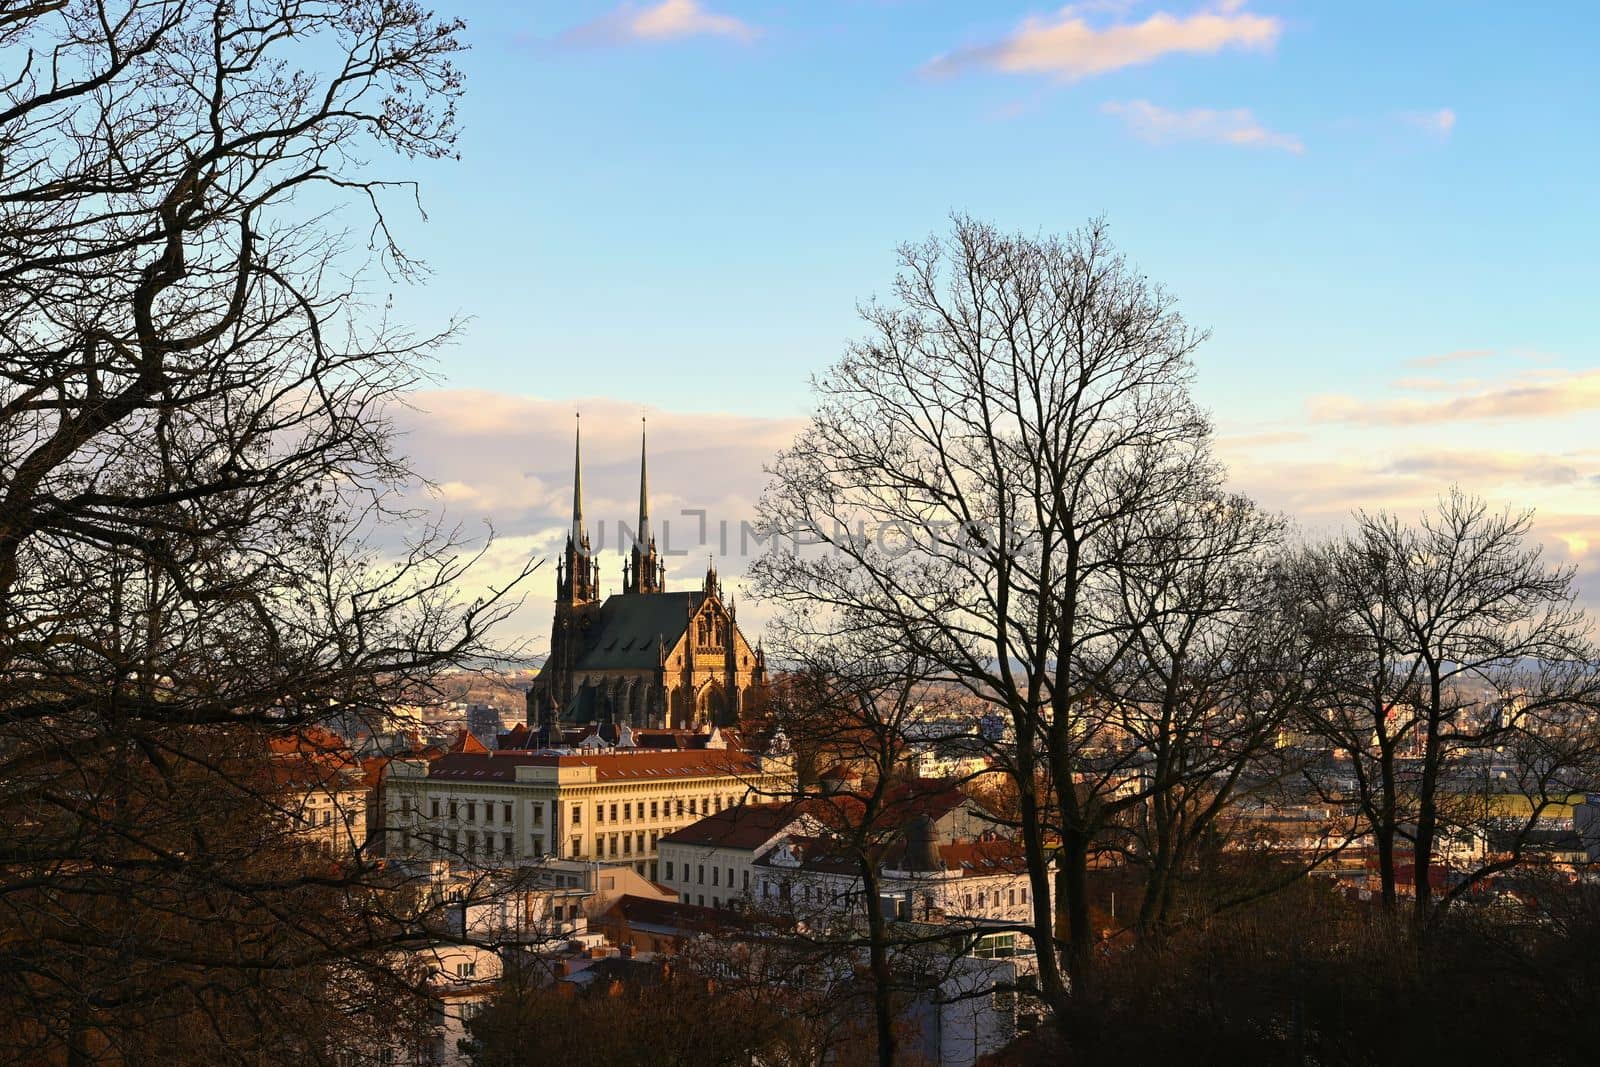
697 684 726 725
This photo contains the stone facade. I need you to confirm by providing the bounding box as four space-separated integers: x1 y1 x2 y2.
383 744 796 883
527 421 765 730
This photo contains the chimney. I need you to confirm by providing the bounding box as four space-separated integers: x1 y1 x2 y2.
904 814 941 873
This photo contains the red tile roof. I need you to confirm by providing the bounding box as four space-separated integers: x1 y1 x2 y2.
427 747 764 783
600 894 765 936
267 725 352 761
447 727 490 754
265 727 361 791
755 834 1028 878
658 801 814 850
804 778 979 835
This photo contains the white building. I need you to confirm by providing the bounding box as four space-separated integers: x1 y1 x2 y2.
659 799 818 908
753 828 1039 928
660 780 1040 927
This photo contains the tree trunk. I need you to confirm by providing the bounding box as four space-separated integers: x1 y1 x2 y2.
1374 821 1397 911
1412 673 1445 928
1016 784 1072 1025
1058 826 1094 991
1374 729 1400 911
859 862 897 1067
1139 796 1174 935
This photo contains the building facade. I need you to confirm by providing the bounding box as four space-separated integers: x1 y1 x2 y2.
268 727 368 856
526 421 766 730
659 781 1039 924
383 735 796 883
659 800 815 909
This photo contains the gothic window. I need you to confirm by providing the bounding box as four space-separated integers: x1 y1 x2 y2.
697 684 726 724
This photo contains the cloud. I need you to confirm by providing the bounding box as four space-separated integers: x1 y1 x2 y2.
924 3 1281 81
1215 429 1308 448
552 0 759 48
1380 450 1586 488
1399 107 1456 136
392 386 1600 650
1217 444 1600 611
1102 99 1302 152
1309 369 1600 426
1404 348 1493 369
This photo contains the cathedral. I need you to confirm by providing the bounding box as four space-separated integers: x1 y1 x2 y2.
526 421 765 731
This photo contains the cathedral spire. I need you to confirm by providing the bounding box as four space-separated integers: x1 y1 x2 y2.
558 414 597 605
571 414 585 546
637 417 650 548
625 415 663 595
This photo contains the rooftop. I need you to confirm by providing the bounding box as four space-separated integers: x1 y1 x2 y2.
755 834 1030 879
426 746 764 783
658 800 817 850
573 590 711 671
599 893 765 938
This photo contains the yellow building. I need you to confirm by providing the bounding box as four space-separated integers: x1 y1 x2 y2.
269 727 368 856
384 729 795 882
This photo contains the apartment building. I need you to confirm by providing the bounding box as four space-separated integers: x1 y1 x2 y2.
268 727 368 856
383 735 795 882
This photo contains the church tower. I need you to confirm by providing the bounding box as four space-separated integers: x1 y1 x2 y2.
623 418 665 595
555 417 599 605
537 417 601 728
528 415 767 734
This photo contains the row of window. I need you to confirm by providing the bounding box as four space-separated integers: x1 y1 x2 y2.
594 793 741 824
301 809 352 828
748 880 1031 913
662 860 749 893
596 831 657 858
447 831 516 858
411 795 735 827
427 799 515 825
400 829 560 861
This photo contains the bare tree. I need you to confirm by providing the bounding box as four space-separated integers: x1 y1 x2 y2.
752 216 1214 1015
0 2 532 1060
1299 491 1600 924
1095 492 1332 934
754 633 1017 1067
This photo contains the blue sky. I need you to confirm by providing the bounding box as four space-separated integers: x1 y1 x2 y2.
395 1 1596 415
375 1 1600 639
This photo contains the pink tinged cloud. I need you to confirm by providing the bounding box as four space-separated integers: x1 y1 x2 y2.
924 5 1281 81
1380 451 1585 488
1102 99 1302 153
1403 347 1494 369
1399 107 1456 136
1309 369 1600 426
553 0 758 48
